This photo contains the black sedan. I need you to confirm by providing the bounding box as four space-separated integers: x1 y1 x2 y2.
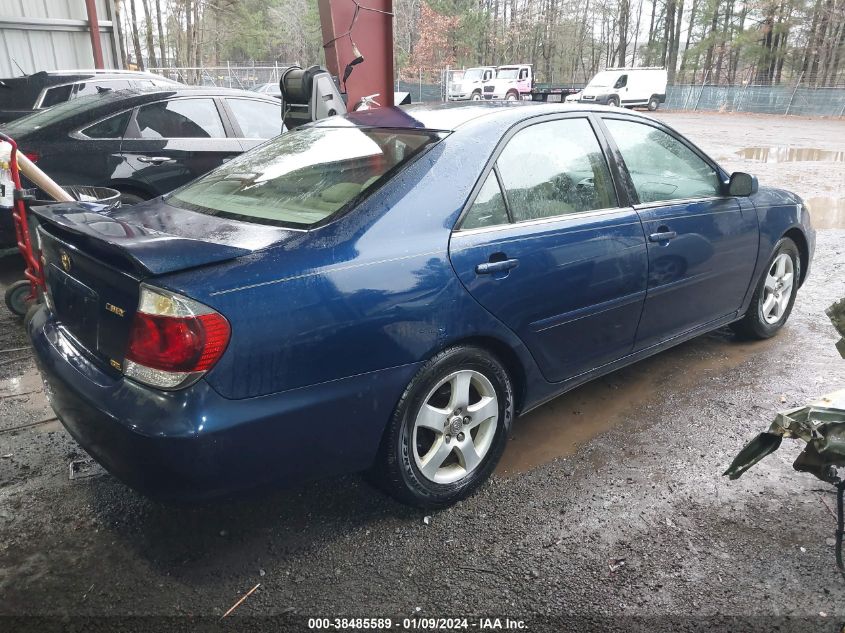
0 87 284 205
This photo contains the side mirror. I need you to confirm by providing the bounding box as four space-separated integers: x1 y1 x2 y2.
728 172 759 197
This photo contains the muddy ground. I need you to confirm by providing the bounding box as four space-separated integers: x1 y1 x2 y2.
0 112 844 632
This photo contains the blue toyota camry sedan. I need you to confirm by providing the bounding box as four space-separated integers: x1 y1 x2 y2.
28 103 815 507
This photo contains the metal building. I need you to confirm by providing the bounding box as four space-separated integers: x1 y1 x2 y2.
0 0 121 77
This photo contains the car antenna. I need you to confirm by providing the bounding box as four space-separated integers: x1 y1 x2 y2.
11 58 28 77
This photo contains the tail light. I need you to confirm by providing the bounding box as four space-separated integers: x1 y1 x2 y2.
21 150 39 163
124 285 230 390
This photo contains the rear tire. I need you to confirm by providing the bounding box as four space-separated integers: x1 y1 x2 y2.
731 237 800 340
369 345 514 508
648 96 660 111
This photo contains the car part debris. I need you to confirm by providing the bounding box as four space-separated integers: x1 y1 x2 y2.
725 298 845 575
828 297 845 359
68 458 105 481
221 583 260 619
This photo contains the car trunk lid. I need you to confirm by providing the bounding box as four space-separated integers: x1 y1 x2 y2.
33 199 293 372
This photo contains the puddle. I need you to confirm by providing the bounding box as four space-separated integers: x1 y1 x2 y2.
496 332 776 475
808 196 845 229
736 146 845 163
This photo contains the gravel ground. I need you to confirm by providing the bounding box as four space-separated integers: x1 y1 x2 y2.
0 112 844 633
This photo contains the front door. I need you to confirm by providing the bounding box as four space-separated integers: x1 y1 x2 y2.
449 116 648 383
121 97 243 195
600 116 758 350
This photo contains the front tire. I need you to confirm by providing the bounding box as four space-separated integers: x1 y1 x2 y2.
370 346 514 508
505 91 519 101
731 237 800 339
607 96 620 107
471 91 482 101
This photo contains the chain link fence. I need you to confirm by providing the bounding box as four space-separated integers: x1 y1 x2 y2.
147 64 296 90
146 64 845 116
664 83 845 117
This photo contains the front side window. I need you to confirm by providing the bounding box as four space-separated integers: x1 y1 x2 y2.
136 98 225 139
496 118 617 221
462 172 509 230
604 119 721 203
81 110 132 138
227 99 282 139
169 126 443 228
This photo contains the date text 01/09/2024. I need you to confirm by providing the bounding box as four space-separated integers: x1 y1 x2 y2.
306 617 528 630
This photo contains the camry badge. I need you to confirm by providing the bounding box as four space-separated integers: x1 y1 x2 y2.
59 250 71 272
105 303 125 317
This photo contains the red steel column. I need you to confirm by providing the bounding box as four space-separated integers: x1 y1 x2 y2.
84 0 105 69
318 0 394 108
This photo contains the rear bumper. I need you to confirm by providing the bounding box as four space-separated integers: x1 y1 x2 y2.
29 308 419 498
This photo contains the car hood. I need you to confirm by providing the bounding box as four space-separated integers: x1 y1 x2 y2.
31 197 298 277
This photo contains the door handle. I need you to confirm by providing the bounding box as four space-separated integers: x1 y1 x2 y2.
648 230 677 243
476 258 519 275
137 156 172 164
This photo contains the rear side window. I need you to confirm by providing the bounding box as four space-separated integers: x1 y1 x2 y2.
81 110 131 138
603 118 721 203
462 172 509 229
40 84 73 108
226 99 282 139
169 126 443 228
496 118 617 221
136 98 225 139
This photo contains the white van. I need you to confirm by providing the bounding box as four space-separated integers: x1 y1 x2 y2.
579 68 667 110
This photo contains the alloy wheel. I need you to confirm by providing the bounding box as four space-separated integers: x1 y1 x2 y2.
760 253 794 325
412 370 499 484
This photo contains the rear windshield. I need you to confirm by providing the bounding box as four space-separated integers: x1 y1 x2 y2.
168 126 444 228
1 91 133 135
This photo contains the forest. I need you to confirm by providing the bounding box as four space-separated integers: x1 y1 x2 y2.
115 0 845 87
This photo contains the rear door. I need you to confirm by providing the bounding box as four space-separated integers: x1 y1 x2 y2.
449 115 648 383
120 97 242 195
599 115 758 350
34 109 134 188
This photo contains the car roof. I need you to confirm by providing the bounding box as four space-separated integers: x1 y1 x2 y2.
332 101 655 132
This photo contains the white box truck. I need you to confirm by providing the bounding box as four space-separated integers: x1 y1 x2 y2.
578 67 667 110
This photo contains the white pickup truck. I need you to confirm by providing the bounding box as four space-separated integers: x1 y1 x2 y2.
448 67 496 101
